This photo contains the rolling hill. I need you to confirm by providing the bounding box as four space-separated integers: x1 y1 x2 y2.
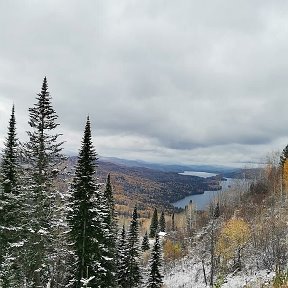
65 156 223 216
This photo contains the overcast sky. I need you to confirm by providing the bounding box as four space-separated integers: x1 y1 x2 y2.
1 0 288 167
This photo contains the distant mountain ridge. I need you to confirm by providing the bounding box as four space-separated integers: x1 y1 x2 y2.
100 156 238 174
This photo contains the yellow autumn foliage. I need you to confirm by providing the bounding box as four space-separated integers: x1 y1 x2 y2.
216 218 250 261
283 160 288 192
163 239 182 262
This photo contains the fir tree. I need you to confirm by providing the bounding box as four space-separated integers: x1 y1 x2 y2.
103 173 118 279
68 117 115 287
126 206 142 287
100 174 117 287
25 77 63 182
1 105 18 194
141 231 150 252
117 225 129 287
159 211 166 232
147 234 163 288
149 208 158 238
104 173 115 220
0 105 22 287
22 77 64 286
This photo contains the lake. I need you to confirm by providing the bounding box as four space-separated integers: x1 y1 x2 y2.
173 171 233 210
179 171 218 178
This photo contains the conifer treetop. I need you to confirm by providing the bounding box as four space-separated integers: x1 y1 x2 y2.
28 77 59 130
25 77 63 174
75 117 98 184
1 104 19 194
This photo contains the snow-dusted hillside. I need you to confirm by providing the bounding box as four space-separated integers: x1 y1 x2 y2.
163 256 274 287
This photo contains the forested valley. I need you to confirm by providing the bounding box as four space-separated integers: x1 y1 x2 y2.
2 78 288 288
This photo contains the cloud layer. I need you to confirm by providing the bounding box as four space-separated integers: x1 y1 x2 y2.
1 0 288 166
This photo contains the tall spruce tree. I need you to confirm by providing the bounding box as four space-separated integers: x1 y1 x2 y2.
147 234 163 288
103 173 118 285
67 117 115 287
149 208 158 238
126 206 142 287
22 77 64 287
159 211 166 232
100 174 117 287
0 106 18 247
104 173 115 220
0 105 22 287
117 225 129 287
1 105 18 194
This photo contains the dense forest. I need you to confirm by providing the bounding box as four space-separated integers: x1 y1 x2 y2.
2 78 288 288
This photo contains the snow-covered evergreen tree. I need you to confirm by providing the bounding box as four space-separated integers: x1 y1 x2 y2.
0 105 23 287
104 173 118 259
0 105 18 256
22 77 65 286
102 173 118 286
149 208 158 238
67 117 116 287
142 231 150 252
126 206 142 287
1 105 18 195
117 225 129 287
147 234 163 288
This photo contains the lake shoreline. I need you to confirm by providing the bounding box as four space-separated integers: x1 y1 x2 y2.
172 171 233 210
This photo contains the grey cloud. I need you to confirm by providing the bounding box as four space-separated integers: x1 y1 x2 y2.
1 0 288 166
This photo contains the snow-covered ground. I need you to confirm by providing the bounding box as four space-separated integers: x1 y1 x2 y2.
221 270 274 288
163 257 275 287
164 260 207 288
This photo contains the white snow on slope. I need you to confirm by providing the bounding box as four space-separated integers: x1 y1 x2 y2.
163 258 275 288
